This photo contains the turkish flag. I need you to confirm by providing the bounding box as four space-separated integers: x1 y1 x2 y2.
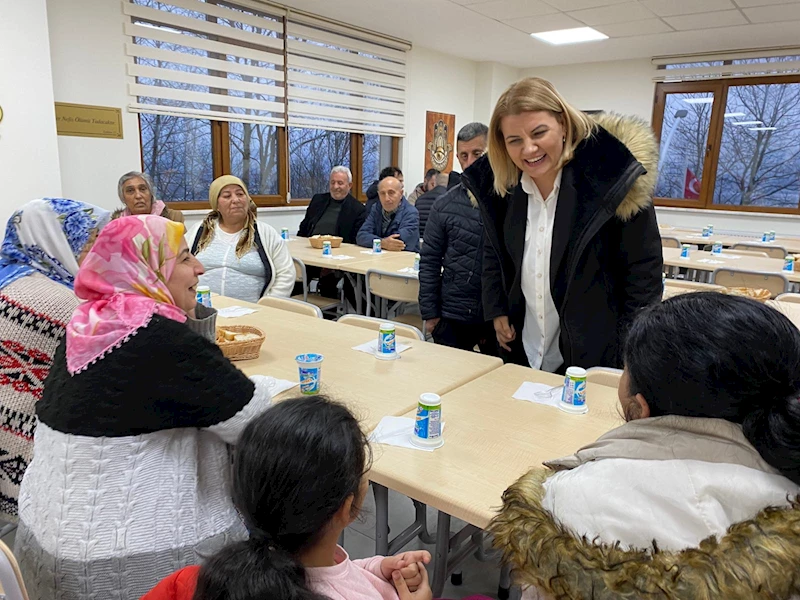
684 168 701 199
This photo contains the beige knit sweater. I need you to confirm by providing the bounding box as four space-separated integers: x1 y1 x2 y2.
0 273 79 523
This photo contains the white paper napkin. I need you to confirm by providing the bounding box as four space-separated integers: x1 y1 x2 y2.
369 416 444 452
512 382 563 407
322 254 355 260
264 377 299 397
697 258 724 264
718 254 742 259
360 250 385 255
396 267 418 275
217 305 258 318
352 339 411 355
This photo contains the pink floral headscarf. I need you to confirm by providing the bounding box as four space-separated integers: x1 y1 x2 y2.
66 215 188 375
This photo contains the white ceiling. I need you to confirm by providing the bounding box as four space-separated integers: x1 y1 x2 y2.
278 0 800 67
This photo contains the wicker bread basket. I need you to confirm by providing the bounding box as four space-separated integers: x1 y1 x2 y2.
728 287 772 303
216 325 265 361
309 235 343 249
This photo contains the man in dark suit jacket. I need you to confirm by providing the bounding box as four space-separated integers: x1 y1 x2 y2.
296 166 366 304
297 166 366 244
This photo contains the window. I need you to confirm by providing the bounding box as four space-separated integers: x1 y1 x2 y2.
361 134 394 194
229 122 279 196
652 75 800 214
288 128 351 201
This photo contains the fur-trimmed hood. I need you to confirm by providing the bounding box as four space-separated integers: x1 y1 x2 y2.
591 113 659 221
489 417 800 599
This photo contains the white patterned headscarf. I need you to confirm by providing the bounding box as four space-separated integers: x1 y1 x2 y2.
0 199 111 290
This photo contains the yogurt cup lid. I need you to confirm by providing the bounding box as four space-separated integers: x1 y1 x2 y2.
296 353 324 363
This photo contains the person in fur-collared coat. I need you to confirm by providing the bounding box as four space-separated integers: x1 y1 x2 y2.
490 293 800 599
464 77 663 372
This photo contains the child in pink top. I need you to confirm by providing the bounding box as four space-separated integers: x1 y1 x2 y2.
152 396 433 600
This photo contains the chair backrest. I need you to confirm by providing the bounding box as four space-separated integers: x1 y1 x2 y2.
0 539 29 600
721 249 769 258
660 236 681 249
292 258 308 301
366 269 419 306
337 314 424 340
257 296 323 318
710 268 789 298
731 243 786 259
776 292 800 304
585 367 622 389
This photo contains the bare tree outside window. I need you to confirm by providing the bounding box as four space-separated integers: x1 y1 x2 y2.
288 128 351 200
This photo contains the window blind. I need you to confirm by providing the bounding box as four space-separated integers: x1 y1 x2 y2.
285 13 410 136
653 48 800 82
124 0 287 125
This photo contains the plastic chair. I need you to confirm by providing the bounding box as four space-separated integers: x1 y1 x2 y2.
0 539 29 600
721 248 769 258
291 257 342 315
663 279 727 299
776 292 800 304
732 243 786 259
585 367 622 389
257 296 323 318
337 314 424 341
710 268 789 299
661 236 681 249
365 269 424 333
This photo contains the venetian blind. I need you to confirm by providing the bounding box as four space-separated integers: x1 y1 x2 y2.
653 48 800 82
123 0 287 125
285 12 410 136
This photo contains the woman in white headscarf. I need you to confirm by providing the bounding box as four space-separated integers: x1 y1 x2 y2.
186 175 294 302
0 198 110 523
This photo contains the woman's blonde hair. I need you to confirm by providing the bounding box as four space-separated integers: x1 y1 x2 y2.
488 77 596 197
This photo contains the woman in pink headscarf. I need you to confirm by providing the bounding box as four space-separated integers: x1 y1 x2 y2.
15 215 279 600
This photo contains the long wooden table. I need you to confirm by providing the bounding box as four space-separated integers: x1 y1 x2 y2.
663 247 800 285
286 238 416 275
368 364 623 594
660 227 800 255
212 295 501 430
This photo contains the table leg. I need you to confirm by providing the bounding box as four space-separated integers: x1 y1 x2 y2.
431 511 451 597
373 483 390 555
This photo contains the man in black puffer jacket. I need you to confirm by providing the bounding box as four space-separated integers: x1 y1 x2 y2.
419 122 496 354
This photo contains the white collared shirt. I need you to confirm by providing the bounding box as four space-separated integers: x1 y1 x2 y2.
520 170 563 372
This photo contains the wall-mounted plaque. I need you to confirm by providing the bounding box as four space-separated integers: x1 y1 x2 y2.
55 103 123 139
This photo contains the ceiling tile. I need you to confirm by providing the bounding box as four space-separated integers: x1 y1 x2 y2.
595 17 674 36
568 2 656 25
448 0 488 5
542 0 630 10
468 0 559 19
665 9 749 29
641 0 736 17
507 12 585 33
733 0 799 6
744 3 800 22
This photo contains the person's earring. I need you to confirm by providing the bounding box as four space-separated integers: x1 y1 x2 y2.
562 137 566 143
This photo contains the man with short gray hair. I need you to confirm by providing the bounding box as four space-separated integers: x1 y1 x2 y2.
419 122 496 354
297 165 365 244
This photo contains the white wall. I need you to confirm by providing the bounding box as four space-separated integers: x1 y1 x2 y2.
47 0 142 213
0 0 62 227
402 46 478 182
473 61 520 127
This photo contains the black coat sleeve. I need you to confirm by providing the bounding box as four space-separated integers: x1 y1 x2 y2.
297 195 322 237
349 201 367 244
482 235 508 321
418 200 446 320
615 203 663 321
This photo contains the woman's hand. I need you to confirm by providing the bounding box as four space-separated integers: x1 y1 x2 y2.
494 316 516 351
392 562 432 600
380 551 431 590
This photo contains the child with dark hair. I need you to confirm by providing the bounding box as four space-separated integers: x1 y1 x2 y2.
143 396 432 600
491 293 800 599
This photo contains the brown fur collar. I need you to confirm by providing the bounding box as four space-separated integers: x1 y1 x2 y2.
489 469 800 599
591 113 659 222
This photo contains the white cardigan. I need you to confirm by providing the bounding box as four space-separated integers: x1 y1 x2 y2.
186 220 294 301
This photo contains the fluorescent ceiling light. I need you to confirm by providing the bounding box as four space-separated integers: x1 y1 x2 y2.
531 27 608 45
683 98 713 104
749 126 777 131
732 120 763 126
725 112 746 118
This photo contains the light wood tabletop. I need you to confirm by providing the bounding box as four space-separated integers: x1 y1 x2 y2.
286 238 416 276
212 295 502 430
368 363 624 530
660 228 800 255
663 247 800 284
767 300 800 330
